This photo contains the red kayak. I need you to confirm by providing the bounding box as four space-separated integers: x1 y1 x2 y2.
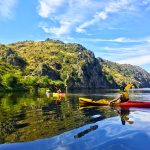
118 101 150 108
79 98 150 108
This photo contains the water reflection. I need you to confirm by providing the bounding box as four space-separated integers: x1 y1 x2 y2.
79 106 117 124
74 106 135 139
74 125 98 138
0 89 150 146
0 92 96 143
111 107 134 125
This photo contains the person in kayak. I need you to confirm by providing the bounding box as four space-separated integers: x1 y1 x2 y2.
55 87 62 93
57 89 61 93
110 83 132 104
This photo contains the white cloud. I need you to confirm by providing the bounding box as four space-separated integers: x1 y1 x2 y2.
77 0 135 32
98 12 108 20
78 36 150 43
75 17 97 33
105 0 134 13
94 39 150 66
37 0 150 37
117 54 150 65
0 0 17 18
37 0 139 36
38 0 65 18
38 0 90 36
142 0 150 5
75 27 86 33
40 21 71 36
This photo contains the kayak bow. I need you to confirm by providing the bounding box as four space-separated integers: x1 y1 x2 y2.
79 98 110 106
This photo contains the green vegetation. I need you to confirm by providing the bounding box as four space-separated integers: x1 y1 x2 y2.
0 93 116 143
0 40 110 91
0 41 74 91
2 74 20 89
99 58 150 88
0 40 150 92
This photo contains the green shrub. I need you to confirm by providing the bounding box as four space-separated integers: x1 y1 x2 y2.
2 74 19 89
38 76 50 88
22 76 39 87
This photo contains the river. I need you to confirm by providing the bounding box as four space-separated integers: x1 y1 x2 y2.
0 89 150 150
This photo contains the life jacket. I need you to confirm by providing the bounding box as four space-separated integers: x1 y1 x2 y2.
120 92 129 102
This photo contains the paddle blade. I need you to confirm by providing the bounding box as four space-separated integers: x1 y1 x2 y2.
125 83 133 90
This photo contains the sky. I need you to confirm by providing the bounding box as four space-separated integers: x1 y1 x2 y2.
0 0 150 72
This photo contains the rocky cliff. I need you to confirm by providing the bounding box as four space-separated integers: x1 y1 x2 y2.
0 41 110 89
98 58 150 88
0 40 150 90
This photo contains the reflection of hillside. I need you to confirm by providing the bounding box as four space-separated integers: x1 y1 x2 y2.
80 106 117 124
73 106 117 139
74 125 98 139
0 93 121 143
74 106 134 139
0 94 91 143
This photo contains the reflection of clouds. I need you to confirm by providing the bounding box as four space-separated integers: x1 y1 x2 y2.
55 146 68 150
1 110 150 150
130 111 150 122
92 131 150 150
91 114 101 118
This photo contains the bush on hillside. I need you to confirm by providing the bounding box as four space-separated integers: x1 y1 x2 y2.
2 74 20 90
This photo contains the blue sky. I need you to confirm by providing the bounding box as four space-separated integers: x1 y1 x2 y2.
0 0 150 72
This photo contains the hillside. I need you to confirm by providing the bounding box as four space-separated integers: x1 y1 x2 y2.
0 40 110 91
99 58 150 88
0 39 150 91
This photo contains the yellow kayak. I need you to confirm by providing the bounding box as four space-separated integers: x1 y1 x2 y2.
79 98 110 106
53 93 65 97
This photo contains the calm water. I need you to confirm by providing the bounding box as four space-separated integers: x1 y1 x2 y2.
0 89 150 150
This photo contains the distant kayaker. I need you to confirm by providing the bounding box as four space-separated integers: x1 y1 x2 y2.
46 89 50 95
57 88 61 93
46 89 51 98
110 83 132 104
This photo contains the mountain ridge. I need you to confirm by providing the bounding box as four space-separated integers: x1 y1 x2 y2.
0 39 150 91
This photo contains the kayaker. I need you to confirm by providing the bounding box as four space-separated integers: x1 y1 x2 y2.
110 83 132 104
110 91 129 103
57 88 61 93
46 89 51 98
